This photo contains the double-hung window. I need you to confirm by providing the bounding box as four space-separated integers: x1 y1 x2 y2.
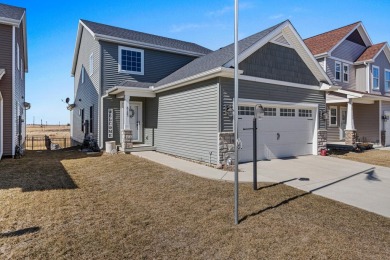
343 64 349 83
329 107 337 127
372 66 380 90
119 46 144 75
385 69 390 92
335 61 341 81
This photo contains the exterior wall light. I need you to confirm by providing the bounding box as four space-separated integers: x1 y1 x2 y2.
321 110 329 120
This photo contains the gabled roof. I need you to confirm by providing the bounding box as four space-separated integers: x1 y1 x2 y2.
304 22 371 56
72 20 212 76
154 20 331 90
356 42 388 62
0 3 25 25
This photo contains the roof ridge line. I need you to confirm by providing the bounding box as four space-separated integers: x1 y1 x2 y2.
304 21 361 40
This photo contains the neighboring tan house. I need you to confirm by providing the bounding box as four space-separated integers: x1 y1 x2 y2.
304 22 390 146
0 3 28 159
71 19 332 164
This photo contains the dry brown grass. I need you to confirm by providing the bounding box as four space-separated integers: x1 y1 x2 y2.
1 149 389 259
331 149 390 168
26 125 70 138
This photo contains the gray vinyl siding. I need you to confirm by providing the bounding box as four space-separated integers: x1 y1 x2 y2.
220 77 326 132
102 96 121 146
144 97 158 146
101 41 195 92
72 27 101 144
155 79 219 164
355 64 367 92
354 102 380 143
332 40 366 62
0 24 13 156
382 101 390 115
326 57 356 89
370 51 390 95
240 43 318 86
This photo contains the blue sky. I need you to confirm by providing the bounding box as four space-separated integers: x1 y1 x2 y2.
3 0 390 124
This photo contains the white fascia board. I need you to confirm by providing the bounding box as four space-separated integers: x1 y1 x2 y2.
314 53 329 59
337 89 364 98
71 21 85 76
320 82 341 91
153 67 241 93
107 86 156 98
0 69 5 80
22 13 28 72
94 34 206 58
0 17 21 27
224 21 290 68
326 99 349 104
239 98 319 108
354 59 374 65
328 23 370 56
239 74 321 90
357 23 373 46
371 44 390 64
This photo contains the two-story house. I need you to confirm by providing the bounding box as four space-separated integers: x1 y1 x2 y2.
304 22 390 147
0 3 28 159
71 19 332 165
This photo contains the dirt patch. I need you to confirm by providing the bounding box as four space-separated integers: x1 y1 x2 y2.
1 149 389 259
330 149 390 168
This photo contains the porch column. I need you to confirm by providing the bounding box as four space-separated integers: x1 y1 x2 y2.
122 93 133 150
345 98 357 145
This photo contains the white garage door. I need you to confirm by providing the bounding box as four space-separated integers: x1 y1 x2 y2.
238 105 315 162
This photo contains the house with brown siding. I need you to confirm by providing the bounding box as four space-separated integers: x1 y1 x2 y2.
0 3 28 159
304 22 390 147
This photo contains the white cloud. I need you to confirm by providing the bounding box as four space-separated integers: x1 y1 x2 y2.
269 14 284 20
169 23 207 33
207 2 254 17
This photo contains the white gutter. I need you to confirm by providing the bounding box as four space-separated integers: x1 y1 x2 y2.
153 67 241 93
106 86 156 98
0 17 21 27
99 93 109 148
320 82 340 91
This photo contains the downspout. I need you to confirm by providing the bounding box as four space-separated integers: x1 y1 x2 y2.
379 100 382 146
11 26 15 157
99 93 108 148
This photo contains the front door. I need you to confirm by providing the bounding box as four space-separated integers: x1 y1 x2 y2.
120 101 143 142
340 107 347 140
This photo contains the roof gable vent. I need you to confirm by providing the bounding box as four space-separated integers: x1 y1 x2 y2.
272 34 291 47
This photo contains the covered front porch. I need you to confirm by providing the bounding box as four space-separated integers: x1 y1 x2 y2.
326 90 390 146
102 84 157 153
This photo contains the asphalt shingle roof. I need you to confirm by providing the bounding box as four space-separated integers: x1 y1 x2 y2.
356 42 386 62
155 21 285 87
304 22 360 56
0 3 25 21
81 20 212 56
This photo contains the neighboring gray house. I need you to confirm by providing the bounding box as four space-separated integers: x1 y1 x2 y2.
71 19 332 164
305 22 390 146
0 3 28 159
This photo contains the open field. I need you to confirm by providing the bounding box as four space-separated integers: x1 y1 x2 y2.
1 149 389 259
26 125 70 138
331 149 390 168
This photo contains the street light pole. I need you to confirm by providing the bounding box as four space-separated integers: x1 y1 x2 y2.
233 0 239 225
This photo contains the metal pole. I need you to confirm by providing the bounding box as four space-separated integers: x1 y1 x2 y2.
233 0 239 225
253 117 257 190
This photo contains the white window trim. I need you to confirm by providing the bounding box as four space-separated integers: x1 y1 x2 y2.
118 46 144 75
89 53 94 76
81 66 85 83
372 65 380 90
335 61 341 82
17 43 20 70
343 63 349 83
385 69 390 92
329 106 338 127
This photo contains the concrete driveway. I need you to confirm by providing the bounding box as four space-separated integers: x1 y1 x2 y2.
239 156 390 218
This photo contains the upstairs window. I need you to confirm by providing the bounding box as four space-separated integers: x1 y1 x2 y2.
343 64 349 83
372 66 380 90
89 53 94 76
385 69 390 92
119 46 144 75
81 66 85 83
335 61 341 81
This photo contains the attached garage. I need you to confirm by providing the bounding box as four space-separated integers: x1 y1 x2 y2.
238 102 318 162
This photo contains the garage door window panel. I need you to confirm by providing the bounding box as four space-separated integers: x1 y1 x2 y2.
299 109 312 118
280 108 295 117
264 107 277 116
238 106 254 115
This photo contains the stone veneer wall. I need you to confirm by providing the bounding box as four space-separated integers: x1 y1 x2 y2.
381 131 386 146
219 132 235 165
345 130 357 145
317 130 327 154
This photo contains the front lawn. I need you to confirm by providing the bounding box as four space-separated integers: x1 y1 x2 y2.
1 149 389 259
331 149 390 168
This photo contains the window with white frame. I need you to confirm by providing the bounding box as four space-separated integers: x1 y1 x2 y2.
17 43 20 70
119 46 144 75
329 107 337 127
280 108 295 117
343 64 349 83
335 61 341 81
298 109 312 118
89 53 94 76
372 66 380 90
385 69 390 92
238 106 254 115
264 107 276 116
81 66 85 83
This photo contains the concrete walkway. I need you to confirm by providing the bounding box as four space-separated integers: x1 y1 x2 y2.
135 151 390 218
